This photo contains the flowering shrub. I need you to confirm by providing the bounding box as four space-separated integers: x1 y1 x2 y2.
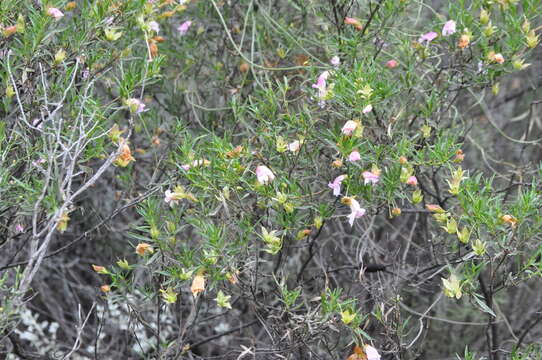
1 0 541 359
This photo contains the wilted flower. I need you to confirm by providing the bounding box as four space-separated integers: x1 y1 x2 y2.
341 120 358 136
2 25 17 37
362 171 379 185
344 17 363 31
418 31 437 44
348 151 361 162
332 159 343 168
341 197 366 227
178 20 192 35
328 174 347 196
136 243 154 256
500 214 518 227
57 212 70 232
191 273 206 296
442 20 456 36
47 7 64 19
385 59 398 68
406 176 418 186
454 149 465 162
256 165 275 185
458 33 471 49
391 207 401 216
494 53 505 64
114 140 135 167
330 56 340 66
100 285 111 293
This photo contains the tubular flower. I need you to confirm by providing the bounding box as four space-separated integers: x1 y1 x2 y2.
312 71 330 106
362 171 380 185
341 120 359 136
406 176 418 186
418 31 437 44
178 20 192 35
256 165 275 185
442 20 456 36
47 7 64 19
328 175 347 196
341 197 366 227
385 59 398 68
348 151 361 162
365 345 382 360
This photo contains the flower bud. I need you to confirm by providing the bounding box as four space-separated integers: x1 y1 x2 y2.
525 30 539 49
480 9 490 25
54 49 66 64
457 227 471 244
412 189 423 204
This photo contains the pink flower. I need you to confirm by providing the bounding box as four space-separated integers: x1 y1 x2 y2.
341 120 358 136
181 164 190 171
385 59 398 69
126 98 146 114
362 171 380 185
348 151 361 162
164 189 181 206
47 7 64 19
362 104 373 114
312 71 329 105
288 140 301 153
328 175 346 196
178 21 192 36
365 345 381 360
406 176 418 186
256 165 275 185
330 56 341 66
149 21 160 33
418 31 438 44
342 197 366 227
442 20 456 36
15 224 24 233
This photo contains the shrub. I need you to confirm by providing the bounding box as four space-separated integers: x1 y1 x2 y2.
1 0 541 359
